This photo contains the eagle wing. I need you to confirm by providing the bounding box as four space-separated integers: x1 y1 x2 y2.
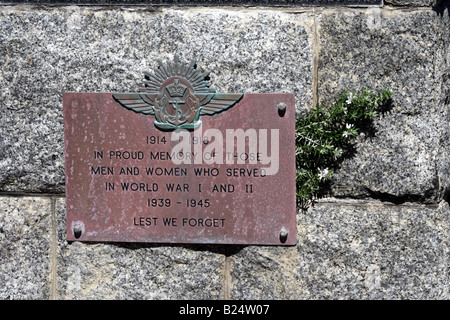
199 93 244 116
112 92 157 115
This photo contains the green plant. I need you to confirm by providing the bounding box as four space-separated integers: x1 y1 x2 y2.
296 88 393 207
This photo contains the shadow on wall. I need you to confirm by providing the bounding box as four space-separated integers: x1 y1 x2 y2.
434 0 450 16
67 240 247 256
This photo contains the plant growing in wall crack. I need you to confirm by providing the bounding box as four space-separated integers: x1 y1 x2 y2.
296 88 393 207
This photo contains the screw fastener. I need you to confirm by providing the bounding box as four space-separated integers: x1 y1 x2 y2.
73 223 83 239
279 227 289 243
277 102 287 117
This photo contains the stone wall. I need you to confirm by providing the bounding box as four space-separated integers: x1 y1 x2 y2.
0 0 449 299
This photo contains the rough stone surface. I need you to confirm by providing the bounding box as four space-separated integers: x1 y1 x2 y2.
1 3 450 301
317 8 450 203
298 200 450 299
384 0 439 6
231 199 450 299
230 243 306 299
2 195 449 299
0 196 52 299
55 198 226 299
0 6 313 193
0 0 382 6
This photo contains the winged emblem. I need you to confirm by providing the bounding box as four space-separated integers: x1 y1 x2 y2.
113 55 243 130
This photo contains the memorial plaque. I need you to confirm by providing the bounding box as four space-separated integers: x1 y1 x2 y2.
64 57 296 245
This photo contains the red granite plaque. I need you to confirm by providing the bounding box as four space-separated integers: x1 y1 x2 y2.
64 92 296 245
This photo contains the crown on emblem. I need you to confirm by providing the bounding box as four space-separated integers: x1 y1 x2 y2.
166 79 187 97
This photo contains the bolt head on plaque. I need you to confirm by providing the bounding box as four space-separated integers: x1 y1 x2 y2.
279 227 289 243
113 55 243 131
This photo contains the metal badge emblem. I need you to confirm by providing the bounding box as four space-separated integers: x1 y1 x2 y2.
113 55 243 130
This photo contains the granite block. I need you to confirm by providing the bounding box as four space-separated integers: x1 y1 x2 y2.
317 8 450 203
0 0 383 6
0 196 53 299
297 200 450 299
229 243 306 299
